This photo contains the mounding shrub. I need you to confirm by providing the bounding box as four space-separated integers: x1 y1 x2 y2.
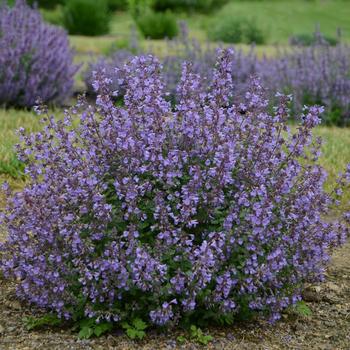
209 16 266 44
244 19 266 44
107 0 128 11
63 0 110 36
27 0 64 8
153 0 228 13
209 16 244 43
135 9 178 39
0 0 77 107
6 0 64 7
289 33 338 47
1 50 349 335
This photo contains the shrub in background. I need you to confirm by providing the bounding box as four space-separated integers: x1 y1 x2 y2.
135 9 178 39
244 19 265 44
6 0 64 7
85 23 350 125
153 0 228 13
107 0 128 11
209 17 244 43
1 50 349 334
289 33 338 47
63 0 110 36
27 0 64 8
0 0 77 107
128 0 154 18
209 16 266 44
41 5 64 27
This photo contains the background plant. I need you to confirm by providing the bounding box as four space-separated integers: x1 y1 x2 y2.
84 23 257 103
107 0 128 11
209 16 266 44
152 0 228 13
86 24 350 125
0 0 77 107
289 33 339 47
261 42 350 125
135 9 178 39
63 0 110 36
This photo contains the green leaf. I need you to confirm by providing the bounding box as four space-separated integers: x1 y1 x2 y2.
94 322 113 337
132 318 148 330
78 317 95 328
198 334 213 345
294 300 312 316
125 327 146 340
121 321 130 330
78 326 94 339
177 335 186 344
23 314 62 331
126 328 137 339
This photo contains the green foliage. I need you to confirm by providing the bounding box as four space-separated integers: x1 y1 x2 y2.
107 0 128 11
209 17 243 43
121 318 148 340
176 326 213 346
211 0 350 44
6 0 63 9
77 318 113 339
63 0 110 36
135 10 178 39
41 6 64 26
128 0 154 18
153 0 228 13
176 335 186 344
189 325 213 345
294 301 312 317
244 19 265 44
23 314 62 330
209 16 265 44
27 0 64 8
0 156 25 179
289 33 339 46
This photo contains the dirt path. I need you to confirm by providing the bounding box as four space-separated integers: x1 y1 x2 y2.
0 243 349 350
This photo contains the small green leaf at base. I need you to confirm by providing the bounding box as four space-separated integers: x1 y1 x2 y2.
294 300 312 317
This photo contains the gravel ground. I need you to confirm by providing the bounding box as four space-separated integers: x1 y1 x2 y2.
0 242 349 350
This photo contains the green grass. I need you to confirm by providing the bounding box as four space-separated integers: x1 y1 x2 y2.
206 0 350 45
43 1 350 67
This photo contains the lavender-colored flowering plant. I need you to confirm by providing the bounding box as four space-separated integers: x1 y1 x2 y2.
85 25 350 125
1 50 349 332
84 22 258 104
261 41 350 125
0 0 78 107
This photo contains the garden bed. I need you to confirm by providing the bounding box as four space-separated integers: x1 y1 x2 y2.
0 242 349 350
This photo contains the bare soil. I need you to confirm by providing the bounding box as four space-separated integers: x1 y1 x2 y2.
0 243 349 350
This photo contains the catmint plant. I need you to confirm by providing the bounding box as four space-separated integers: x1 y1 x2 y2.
260 42 350 125
0 50 349 330
0 0 78 107
85 24 350 125
84 22 258 104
